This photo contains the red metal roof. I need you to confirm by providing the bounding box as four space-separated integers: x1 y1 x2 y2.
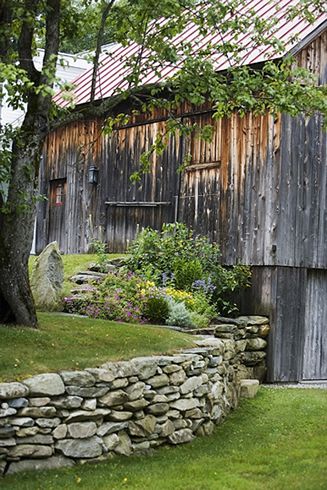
54 0 327 108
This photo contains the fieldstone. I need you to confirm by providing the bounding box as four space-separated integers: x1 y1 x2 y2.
8 444 53 458
16 434 53 445
147 403 169 415
147 374 169 388
103 433 120 451
128 415 156 437
245 325 259 334
194 385 209 397
258 324 270 338
163 364 181 374
99 390 129 407
19 407 57 418
152 394 169 403
237 316 269 325
108 410 133 421
130 357 158 379
65 409 111 423
173 419 188 430
0 437 16 447
52 424 67 439
235 340 247 353
8 398 28 409
65 386 109 398
242 351 266 366
246 338 267 351
35 417 61 428
210 382 224 400
125 382 146 400
29 398 51 407
0 426 15 438
70 273 103 284
166 409 180 419
196 421 215 437
133 441 150 451
0 407 16 418
7 456 75 474
16 427 39 438
51 396 83 409
30 242 64 310
97 421 128 437
124 399 149 411
60 371 96 387
240 379 259 398
100 361 135 379
168 429 194 445
0 382 29 400
185 408 203 419
23 373 65 397
82 399 97 411
180 376 203 395
0 461 6 475
85 368 116 383
158 420 175 437
114 431 132 456
56 437 103 458
166 392 180 402
111 378 129 389
169 369 187 385
67 422 97 439
170 398 199 411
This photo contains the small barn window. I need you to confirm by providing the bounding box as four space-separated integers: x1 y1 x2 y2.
50 179 66 207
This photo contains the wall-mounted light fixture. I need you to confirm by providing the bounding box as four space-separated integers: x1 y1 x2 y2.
88 165 99 185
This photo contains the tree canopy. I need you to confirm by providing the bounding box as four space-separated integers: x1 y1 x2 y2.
0 0 326 327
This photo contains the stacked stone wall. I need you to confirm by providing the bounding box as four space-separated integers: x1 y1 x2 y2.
0 315 269 476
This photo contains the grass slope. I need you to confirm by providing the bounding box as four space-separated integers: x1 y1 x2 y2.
1 388 326 489
0 312 194 382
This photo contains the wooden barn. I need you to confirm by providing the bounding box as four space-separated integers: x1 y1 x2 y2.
36 4 327 383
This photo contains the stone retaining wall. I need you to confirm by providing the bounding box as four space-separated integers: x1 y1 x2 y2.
0 315 269 476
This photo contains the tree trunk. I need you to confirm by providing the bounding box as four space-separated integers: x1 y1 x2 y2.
0 132 40 327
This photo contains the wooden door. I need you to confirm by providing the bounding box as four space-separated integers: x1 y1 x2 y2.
48 178 67 250
302 269 327 380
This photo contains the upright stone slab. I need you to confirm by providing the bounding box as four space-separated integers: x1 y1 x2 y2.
30 242 64 311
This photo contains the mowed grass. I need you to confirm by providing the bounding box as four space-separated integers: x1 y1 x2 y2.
1 388 326 490
0 312 194 382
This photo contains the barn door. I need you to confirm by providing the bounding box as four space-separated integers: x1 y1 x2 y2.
302 270 327 380
104 121 180 252
48 178 67 250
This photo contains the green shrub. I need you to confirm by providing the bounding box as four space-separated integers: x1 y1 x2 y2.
166 298 194 328
173 258 203 290
142 296 170 324
189 311 210 328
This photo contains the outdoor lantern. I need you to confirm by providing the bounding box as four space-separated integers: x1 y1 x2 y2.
88 165 99 185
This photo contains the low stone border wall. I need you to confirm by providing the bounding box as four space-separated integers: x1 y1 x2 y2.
0 315 269 476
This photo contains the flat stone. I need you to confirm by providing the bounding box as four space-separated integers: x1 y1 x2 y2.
56 437 103 458
16 434 54 445
130 358 158 380
0 408 16 418
70 274 103 284
103 433 120 451
60 371 96 387
51 396 83 409
0 437 16 447
16 427 39 438
7 456 75 474
163 365 182 374
147 374 169 388
6 417 33 428
158 420 175 437
0 426 15 438
29 398 51 407
100 361 135 379
240 379 260 398
67 422 97 439
8 444 53 458
97 422 129 437
168 429 194 445
35 417 61 428
0 381 27 400
171 398 199 411
169 370 186 385
85 368 116 383
124 399 149 411
128 415 156 437
258 324 270 338
147 403 169 415
196 421 215 436
99 390 129 407
23 373 65 396
65 386 109 398
237 316 269 326
65 409 111 423
52 424 67 439
111 378 129 389
125 382 146 401
8 398 29 409
242 351 266 366
113 431 132 456
82 399 97 411
108 410 133 422
246 338 267 351
180 376 203 395
19 407 57 418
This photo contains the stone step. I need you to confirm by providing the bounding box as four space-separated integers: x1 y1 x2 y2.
240 379 260 398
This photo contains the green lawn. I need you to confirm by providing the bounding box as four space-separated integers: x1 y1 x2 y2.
0 312 194 382
1 388 326 489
